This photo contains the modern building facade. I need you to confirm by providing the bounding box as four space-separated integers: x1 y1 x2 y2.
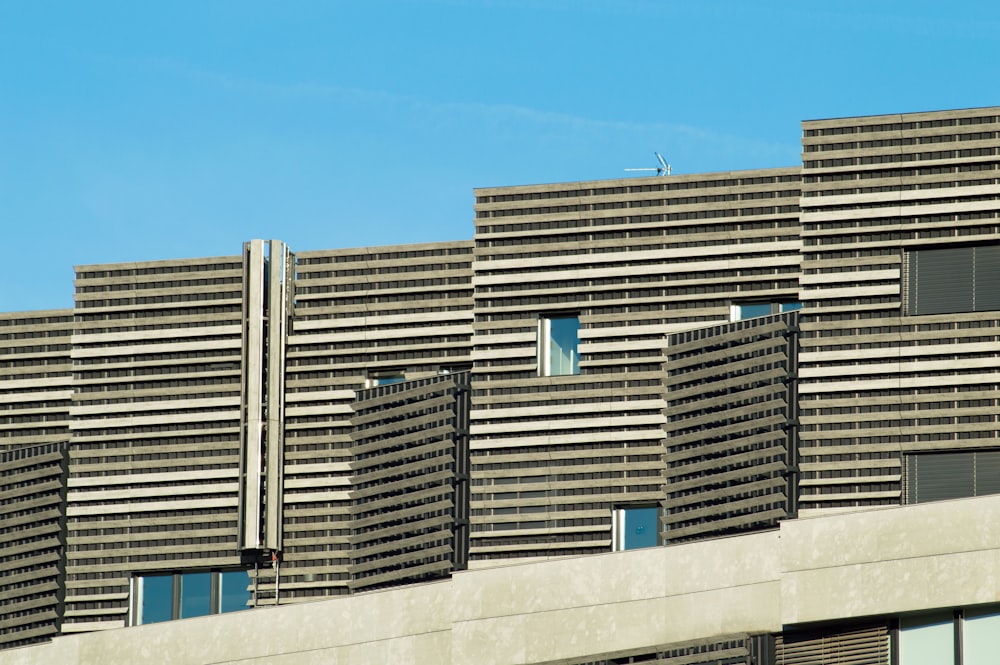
2 105 1000 663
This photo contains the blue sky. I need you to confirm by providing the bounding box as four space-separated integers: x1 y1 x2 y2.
2 0 999 312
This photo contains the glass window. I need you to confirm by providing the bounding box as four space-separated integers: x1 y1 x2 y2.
539 315 580 376
964 608 1000 665
139 575 174 625
899 613 955 665
134 570 251 626
730 302 801 321
180 572 212 619
736 303 775 320
219 570 251 614
369 373 405 387
614 506 660 551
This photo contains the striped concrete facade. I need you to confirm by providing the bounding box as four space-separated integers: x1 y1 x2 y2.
280 241 474 601
64 255 248 632
348 372 470 592
0 312 74 648
0 105 999 662
470 168 801 560
797 108 1000 514
0 310 73 450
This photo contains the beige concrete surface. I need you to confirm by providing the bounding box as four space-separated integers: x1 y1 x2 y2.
4 496 1000 664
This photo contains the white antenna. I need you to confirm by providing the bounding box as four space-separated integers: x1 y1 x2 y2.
625 151 671 176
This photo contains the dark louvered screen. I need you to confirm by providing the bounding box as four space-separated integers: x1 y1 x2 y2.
908 246 974 315
974 244 1000 311
906 450 1000 504
975 451 1000 496
908 244 1000 315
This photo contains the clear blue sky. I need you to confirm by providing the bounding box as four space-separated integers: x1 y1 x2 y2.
2 0 999 312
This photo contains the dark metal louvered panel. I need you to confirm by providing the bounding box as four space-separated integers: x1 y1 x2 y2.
907 244 1000 316
663 313 798 545
973 243 1000 312
348 372 469 592
907 452 975 503
776 624 889 665
909 246 974 315
975 450 1000 496
907 450 1000 504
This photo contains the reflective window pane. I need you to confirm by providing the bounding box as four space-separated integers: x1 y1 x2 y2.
623 507 659 550
779 302 803 312
547 316 580 376
140 575 174 625
963 607 1000 665
738 303 774 320
220 570 251 614
179 573 212 619
899 613 955 665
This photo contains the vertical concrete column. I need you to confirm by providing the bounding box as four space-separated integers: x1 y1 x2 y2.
264 240 291 551
240 240 267 550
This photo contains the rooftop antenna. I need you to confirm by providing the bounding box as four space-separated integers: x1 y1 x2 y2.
625 152 671 176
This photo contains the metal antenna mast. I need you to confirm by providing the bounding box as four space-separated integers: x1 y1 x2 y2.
625 152 671 176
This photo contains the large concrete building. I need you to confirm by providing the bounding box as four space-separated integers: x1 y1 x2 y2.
2 106 1000 664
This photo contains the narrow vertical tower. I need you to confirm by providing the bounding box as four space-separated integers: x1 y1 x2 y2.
239 240 292 553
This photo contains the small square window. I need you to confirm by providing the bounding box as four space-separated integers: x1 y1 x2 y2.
612 506 660 551
538 315 580 376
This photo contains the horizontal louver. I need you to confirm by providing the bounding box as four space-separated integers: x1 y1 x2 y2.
530 633 767 665
908 244 1000 315
663 313 797 544
776 624 889 665
906 450 1000 504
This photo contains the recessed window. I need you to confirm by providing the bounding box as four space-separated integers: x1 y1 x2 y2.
612 506 660 551
905 244 1000 315
133 570 251 626
730 302 801 321
367 372 405 388
538 315 580 376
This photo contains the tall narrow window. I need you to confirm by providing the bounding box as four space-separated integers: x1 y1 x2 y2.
179 572 212 619
538 315 580 376
139 575 174 625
